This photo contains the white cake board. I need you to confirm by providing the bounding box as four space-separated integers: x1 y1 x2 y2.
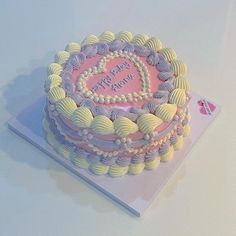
7 92 220 217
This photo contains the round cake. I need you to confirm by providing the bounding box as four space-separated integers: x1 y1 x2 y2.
43 31 191 177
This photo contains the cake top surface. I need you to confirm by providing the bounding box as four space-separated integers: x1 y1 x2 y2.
45 31 189 137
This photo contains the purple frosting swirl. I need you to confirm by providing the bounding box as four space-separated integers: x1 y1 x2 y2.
123 42 135 53
170 134 178 145
134 45 151 57
87 153 101 164
142 100 160 113
159 81 174 92
75 148 89 158
81 44 98 58
159 140 170 156
63 63 73 73
96 42 109 55
116 156 131 167
147 52 159 66
156 58 172 72
158 72 174 81
131 154 145 164
69 52 86 69
182 117 188 126
177 125 184 136
153 90 169 98
62 79 75 95
93 105 111 118
101 156 116 166
129 107 148 115
109 40 125 51
80 98 96 110
145 150 159 162
71 91 84 105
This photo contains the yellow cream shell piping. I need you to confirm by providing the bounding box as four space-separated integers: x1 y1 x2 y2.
145 157 160 170
137 114 163 134
132 34 149 45
173 76 190 92
55 51 70 64
71 107 93 128
169 89 187 107
116 31 133 42
89 163 109 175
82 34 99 45
44 74 62 91
155 103 177 122
160 146 174 162
171 59 187 76
56 97 77 118
128 163 145 175
99 31 115 42
113 117 138 137
159 48 177 62
173 136 184 150
48 63 62 75
144 37 162 51
65 42 81 53
108 165 129 177
90 115 114 135
48 87 65 103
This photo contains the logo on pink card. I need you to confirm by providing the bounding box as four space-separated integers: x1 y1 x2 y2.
197 99 216 115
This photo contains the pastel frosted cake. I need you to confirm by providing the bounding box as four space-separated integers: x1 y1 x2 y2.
43 31 191 177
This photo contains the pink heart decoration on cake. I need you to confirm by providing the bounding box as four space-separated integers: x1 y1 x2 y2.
77 51 152 103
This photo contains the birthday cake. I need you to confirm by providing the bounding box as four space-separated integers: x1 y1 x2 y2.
43 31 191 177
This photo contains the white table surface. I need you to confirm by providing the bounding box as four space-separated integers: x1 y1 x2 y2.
0 0 235 235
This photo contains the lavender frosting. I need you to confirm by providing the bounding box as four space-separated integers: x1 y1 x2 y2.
108 40 125 51
131 154 145 164
123 42 135 53
69 52 86 69
159 81 174 92
96 42 109 55
158 72 174 81
147 52 159 66
170 134 178 145
81 44 98 58
159 140 170 155
145 150 159 162
134 45 151 57
156 58 172 72
116 156 131 167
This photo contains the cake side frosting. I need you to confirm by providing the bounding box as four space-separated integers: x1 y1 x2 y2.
43 31 191 177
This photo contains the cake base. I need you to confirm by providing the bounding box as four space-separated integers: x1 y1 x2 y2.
7 91 220 217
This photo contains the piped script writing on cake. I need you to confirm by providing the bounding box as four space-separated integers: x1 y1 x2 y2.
44 31 191 177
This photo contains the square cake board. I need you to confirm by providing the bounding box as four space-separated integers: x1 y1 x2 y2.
7 91 220 217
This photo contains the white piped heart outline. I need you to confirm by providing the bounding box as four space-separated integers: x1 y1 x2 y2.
76 50 152 104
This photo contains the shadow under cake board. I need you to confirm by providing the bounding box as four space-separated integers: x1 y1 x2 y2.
7 91 220 217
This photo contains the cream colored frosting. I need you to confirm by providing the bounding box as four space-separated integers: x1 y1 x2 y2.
89 163 109 175
82 34 99 45
90 115 114 134
45 74 62 91
48 63 62 75
155 103 177 122
99 31 115 42
113 117 138 137
145 157 160 170
137 113 163 134
171 59 187 76
128 163 145 175
48 87 65 103
56 97 77 118
108 165 129 177
169 89 187 107
116 31 133 42
183 124 190 137
173 76 190 92
159 48 177 61
55 51 70 64
160 146 174 162
144 37 162 51
132 34 149 45
173 136 183 150
71 107 93 128
65 42 81 53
